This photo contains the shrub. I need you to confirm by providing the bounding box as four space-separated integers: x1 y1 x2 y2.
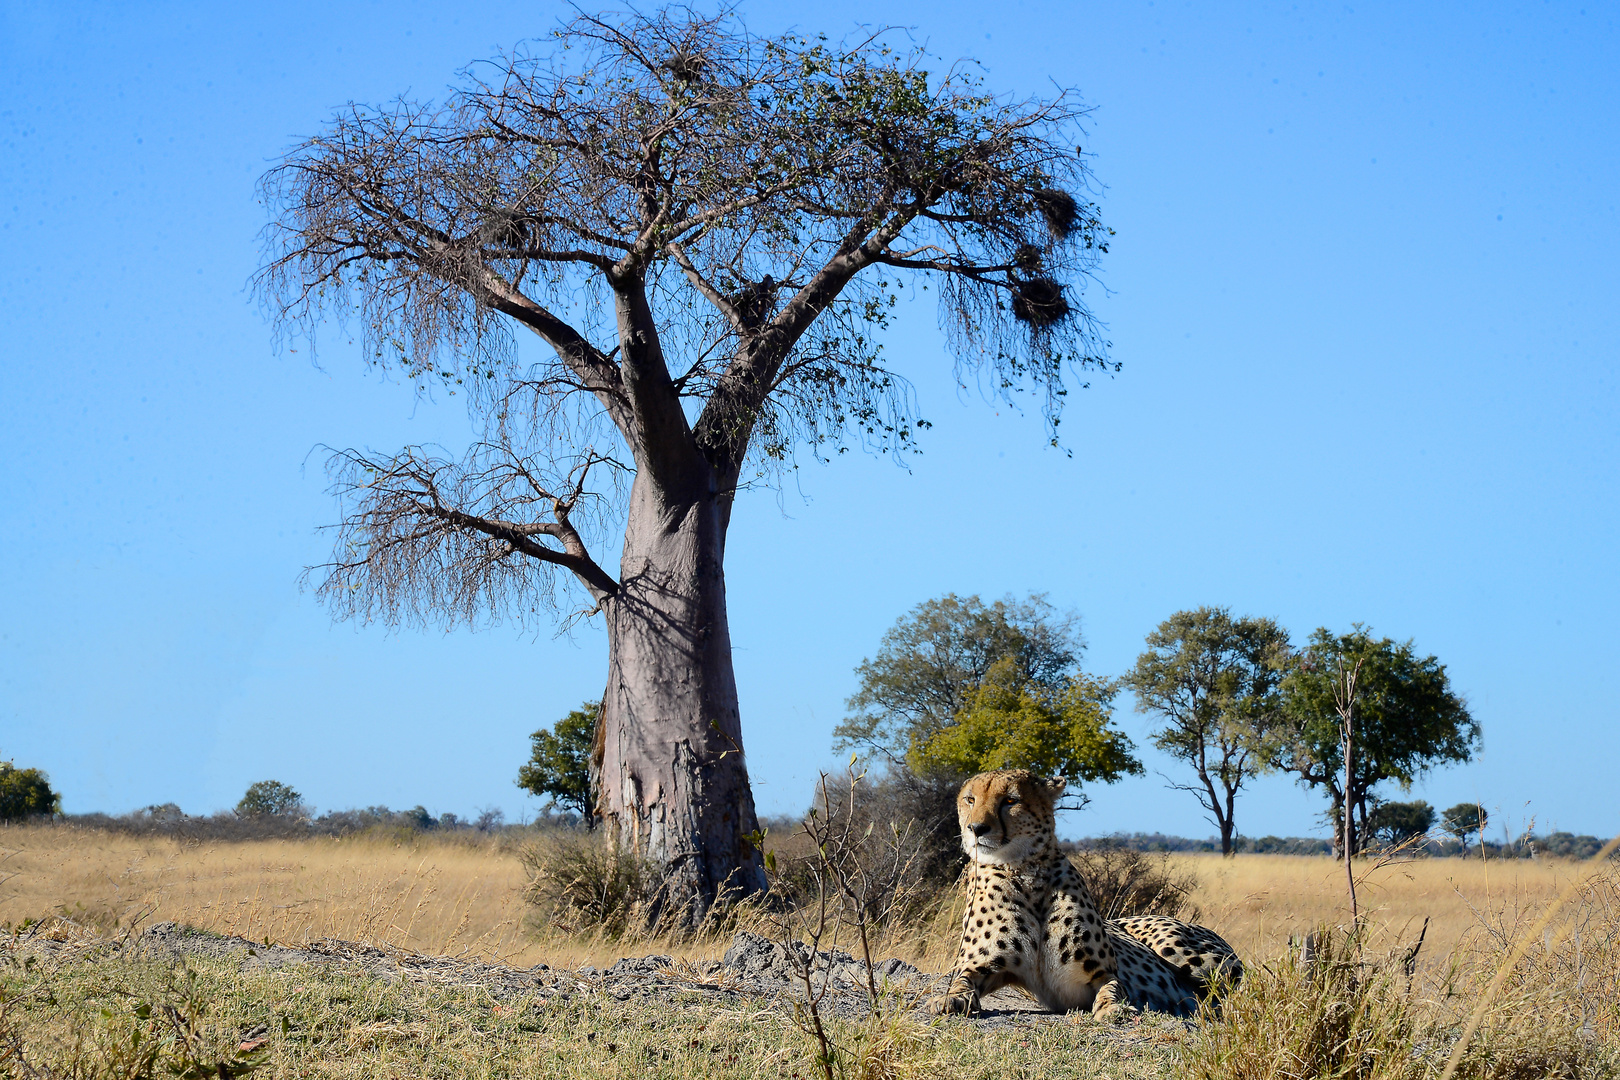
0 759 60 821
1068 840 1200 920
519 830 665 938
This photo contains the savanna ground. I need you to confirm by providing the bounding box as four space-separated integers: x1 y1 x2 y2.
3 821 1617 1078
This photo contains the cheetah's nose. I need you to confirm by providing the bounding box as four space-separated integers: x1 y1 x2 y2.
971 822 992 838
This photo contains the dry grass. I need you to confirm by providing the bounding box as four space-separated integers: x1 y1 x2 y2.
0 947 1194 1080
0 822 538 965
3 821 1619 1079
1172 851 1594 973
4 821 1609 976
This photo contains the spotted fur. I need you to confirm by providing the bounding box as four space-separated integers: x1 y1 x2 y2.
929 769 1243 1018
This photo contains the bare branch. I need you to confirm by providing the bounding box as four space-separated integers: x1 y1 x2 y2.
260 7 1115 628
305 443 625 628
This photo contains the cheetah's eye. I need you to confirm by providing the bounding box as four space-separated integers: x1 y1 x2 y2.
964 795 975 806
1003 796 1019 807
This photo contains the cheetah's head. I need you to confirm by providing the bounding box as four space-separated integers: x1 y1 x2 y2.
956 769 1066 864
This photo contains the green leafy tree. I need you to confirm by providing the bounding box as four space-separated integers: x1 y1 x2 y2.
1121 607 1291 856
259 7 1114 920
1442 802 1488 855
518 701 600 826
1366 799 1435 849
0 759 61 821
1277 626 1479 857
833 593 1081 768
235 780 307 818
910 658 1141 797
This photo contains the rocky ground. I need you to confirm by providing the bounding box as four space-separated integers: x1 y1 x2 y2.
8 920 1083 1030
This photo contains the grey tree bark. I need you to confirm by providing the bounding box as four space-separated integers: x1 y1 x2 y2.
597 465 767 918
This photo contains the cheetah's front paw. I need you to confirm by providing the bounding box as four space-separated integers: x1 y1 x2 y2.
929 991 977 1016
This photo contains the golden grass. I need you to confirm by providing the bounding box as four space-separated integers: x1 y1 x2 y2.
0 823 539 965
0 820 1609 978
1172 851 1592 973
3 822 1618 1079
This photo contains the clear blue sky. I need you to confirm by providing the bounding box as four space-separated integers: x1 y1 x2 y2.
2 1 1615 841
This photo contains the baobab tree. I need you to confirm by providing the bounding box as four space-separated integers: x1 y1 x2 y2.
257 8 1113 921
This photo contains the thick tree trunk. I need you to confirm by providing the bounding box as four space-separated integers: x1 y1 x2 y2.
594 467 766 925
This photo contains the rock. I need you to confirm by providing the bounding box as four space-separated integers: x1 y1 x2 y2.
139 922 321 970
608 955 674 978
721 930 795 982
718 930 919 988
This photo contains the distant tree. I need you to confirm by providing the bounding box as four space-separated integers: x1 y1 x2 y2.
910 657 1140 798
1442 802 1489 855
518 701 600 826
833 593 1082 769
140 802 187 824
1121 608 1291 857
0 759 61 821
404 805 436 830
1366 799 1435 849
1276 627 1479 859
235 780 307 818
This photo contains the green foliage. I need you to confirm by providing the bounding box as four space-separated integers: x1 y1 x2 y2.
909 658 1140 787
1121 607 1291 854
1443 802 1489 848
517 701 599 825
234 780 306 819
1367 799 1435 848
0 758 61 821
1278 626 1479 853
833 593 1081 768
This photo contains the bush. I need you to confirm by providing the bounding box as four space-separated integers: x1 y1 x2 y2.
840 767 967 888
1182 928 1427 1080
0 759 60 821
519 830 669 938
1068 841 1200 920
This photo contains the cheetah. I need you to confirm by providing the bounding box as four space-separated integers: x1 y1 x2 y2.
929 769 1242 1018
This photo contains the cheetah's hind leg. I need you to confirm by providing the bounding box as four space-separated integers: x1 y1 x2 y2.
1111 915 1244 999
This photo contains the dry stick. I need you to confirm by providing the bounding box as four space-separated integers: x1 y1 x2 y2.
1333 654 1366 929
1437 830 1620 1080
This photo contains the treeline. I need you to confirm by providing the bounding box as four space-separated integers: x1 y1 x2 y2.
31 802 582 841
0 775 577 840
1074 831 1614 859
51 801 515 841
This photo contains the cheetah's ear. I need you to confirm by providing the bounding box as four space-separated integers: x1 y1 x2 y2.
1041 776 1069 802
